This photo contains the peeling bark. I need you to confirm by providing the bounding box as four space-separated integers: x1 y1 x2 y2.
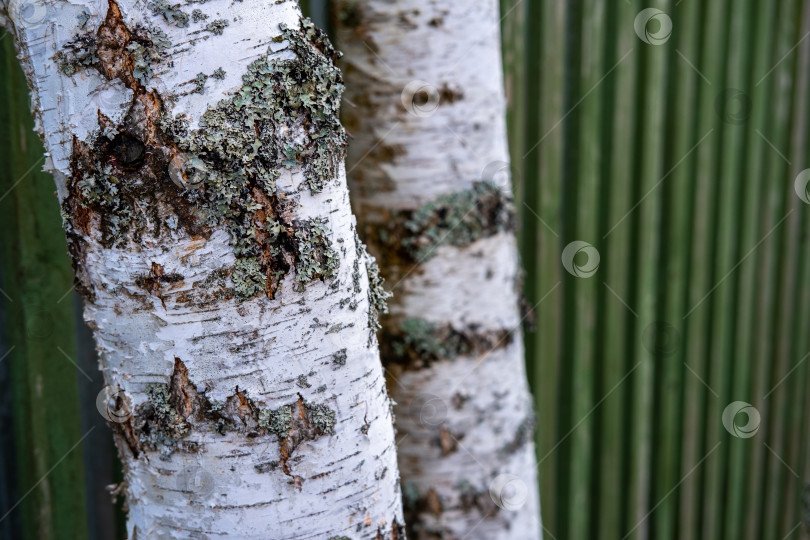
333 0 542 538
5 0 404 537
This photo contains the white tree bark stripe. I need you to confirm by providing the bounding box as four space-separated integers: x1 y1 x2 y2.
334 0 542 538
2 0 404 537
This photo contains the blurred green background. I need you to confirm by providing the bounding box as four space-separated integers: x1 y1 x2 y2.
1 1 809 539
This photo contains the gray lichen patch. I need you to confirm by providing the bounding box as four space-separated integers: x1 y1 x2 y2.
499 415 536 456
258 404 292 437
401 182 515 261
191 72 208 94
367 182 516 266
191 9 208 22
62 12 346 301
231 258 266 299
121 358 336 473
332 348 348 366
293 218 339 289
353 232 391 331
129 357 199 457
365 253 391 331
127 26 172 83
162 17 346 196
57 3 172 83
381 318 514 369
204 19 228 35
307 402 336 433
150 0 190 27
56 32 99 75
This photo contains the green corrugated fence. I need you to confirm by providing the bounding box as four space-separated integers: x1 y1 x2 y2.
504 1 810 539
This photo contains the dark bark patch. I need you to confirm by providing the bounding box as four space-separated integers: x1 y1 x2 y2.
438 84 463 104
96 0 139 89
364 182 515 268
110 133 146 170
277 396 334 483
375 519 405 540
499 415 536 456
334 0 364 29
404 483 500 539
134 262 184 308
426 488 442 516
381 318 514 369
438 427 458 457
119 358 335 470
63 13 346 301
458 483 499 519
174 267 234 307
427 17 443 28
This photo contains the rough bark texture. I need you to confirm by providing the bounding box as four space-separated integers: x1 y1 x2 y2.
333 0 542 538
2 0 405 537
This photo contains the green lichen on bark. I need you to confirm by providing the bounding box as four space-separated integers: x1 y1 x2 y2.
56 32 99 75
64 17 346 301
161 18 345 297
135 382 191 456
400 182 515 261
307 402 336 434
258 405 293 437
191 72 208 94
191 9 208 22
382 318 514 368
232 258 266 298
365 253 390 331
150 0 190 27
128 359 336 461
293 218 339 287
205 19 229 35
57 23 171 81
353 233 391 330
390 318 456 361
163 17 345 197
128 26 172 82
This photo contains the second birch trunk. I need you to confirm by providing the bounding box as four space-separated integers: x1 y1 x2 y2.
333 0 543 538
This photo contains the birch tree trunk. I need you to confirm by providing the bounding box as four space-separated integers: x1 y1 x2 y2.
333 1 542 538
1 1 405 537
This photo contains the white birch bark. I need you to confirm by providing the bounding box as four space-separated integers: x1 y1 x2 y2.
333 0 542 538
1 0 405 537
